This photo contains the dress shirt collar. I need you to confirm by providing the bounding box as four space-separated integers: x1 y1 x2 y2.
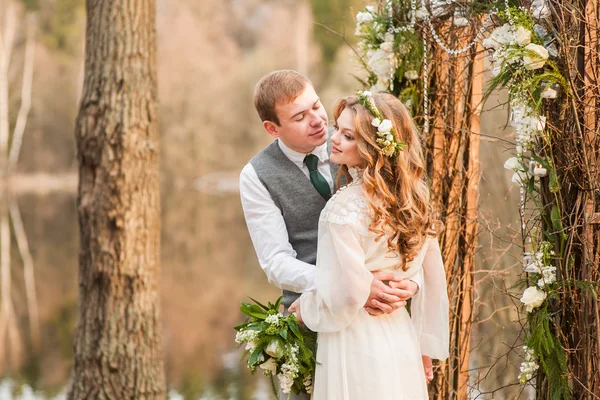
278 139 329 168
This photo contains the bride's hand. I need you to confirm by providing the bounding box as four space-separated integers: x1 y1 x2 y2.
422 355 433 382
288 299 304 328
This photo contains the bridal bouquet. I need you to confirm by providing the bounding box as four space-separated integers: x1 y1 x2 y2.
234 296 316 397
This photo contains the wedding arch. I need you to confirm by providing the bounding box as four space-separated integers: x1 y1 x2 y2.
351 0 599 398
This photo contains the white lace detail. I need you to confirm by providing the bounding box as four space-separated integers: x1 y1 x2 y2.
348 167 364 181
320 189 372 230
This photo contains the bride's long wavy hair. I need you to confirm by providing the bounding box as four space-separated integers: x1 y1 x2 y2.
333 93 435 270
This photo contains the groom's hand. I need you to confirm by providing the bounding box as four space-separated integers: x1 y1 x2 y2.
365 271 417 315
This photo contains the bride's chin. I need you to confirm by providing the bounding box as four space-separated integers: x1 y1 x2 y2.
330 154 341 164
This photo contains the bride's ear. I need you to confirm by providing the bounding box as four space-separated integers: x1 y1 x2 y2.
263 120 280 138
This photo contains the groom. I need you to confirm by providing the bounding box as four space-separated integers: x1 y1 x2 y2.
240 70 420 399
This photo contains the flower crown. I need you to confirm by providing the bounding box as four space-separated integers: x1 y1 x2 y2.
356 90 407 157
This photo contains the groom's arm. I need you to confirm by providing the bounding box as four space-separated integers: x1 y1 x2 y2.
239 164 316 293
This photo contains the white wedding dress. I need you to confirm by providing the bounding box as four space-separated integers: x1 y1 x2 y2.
299 170 449 400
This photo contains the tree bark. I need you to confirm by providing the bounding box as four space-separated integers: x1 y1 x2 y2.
425 23 480 399
68 0 165 398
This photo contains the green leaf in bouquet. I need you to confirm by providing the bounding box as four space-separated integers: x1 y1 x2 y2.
289 320 303 340
248 344 266 367
245 321 268 331
248 296 270 311
274 296 283 310
279 327 288 340
234 322 249 331
241 304 268 319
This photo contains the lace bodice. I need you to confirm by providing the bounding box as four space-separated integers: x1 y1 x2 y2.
319 180 372 233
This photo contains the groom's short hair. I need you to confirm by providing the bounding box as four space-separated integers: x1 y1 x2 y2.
254 70 312 126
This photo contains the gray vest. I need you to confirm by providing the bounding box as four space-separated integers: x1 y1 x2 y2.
250 139 340 307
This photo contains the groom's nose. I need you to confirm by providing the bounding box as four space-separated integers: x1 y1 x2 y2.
308 111 324 127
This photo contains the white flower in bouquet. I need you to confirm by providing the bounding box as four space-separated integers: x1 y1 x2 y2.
303 375 313 394
265 340 284 359
371 118 381 128
368 49 395 79
515 26 532 46
259 358 278 375
404 70 419 80
378 119 393 133
245 340 259 352
265 312 283 325
538 265 557 287
523 43 549 70
235 329 259 344
521 286 547 312
278 372 295 394
491 65 501 77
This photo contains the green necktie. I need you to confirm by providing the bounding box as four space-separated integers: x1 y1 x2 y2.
304 154 331 200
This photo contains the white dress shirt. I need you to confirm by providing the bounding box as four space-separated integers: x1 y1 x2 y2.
239 139 333 293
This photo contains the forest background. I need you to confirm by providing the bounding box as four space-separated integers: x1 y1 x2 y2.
1 0 524 398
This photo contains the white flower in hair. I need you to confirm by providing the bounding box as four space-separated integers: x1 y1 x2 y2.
378 119 393 133
356 90 407 157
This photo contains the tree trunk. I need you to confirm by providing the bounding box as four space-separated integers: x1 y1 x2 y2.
67 0 165 398
425 23 480 399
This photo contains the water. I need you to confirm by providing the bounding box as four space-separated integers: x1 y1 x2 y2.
0 181 279 399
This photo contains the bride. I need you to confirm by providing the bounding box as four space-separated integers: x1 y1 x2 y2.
289 91 449 399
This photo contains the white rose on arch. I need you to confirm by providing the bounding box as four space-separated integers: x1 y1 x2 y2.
523 43 549 70
515 26 532 46
503 157 522 171
368 49 395 78
521 286 547 312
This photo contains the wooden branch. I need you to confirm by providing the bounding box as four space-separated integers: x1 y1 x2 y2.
8 196 40 351
8 12 36 173
0 2 17 173
0 198 22 370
